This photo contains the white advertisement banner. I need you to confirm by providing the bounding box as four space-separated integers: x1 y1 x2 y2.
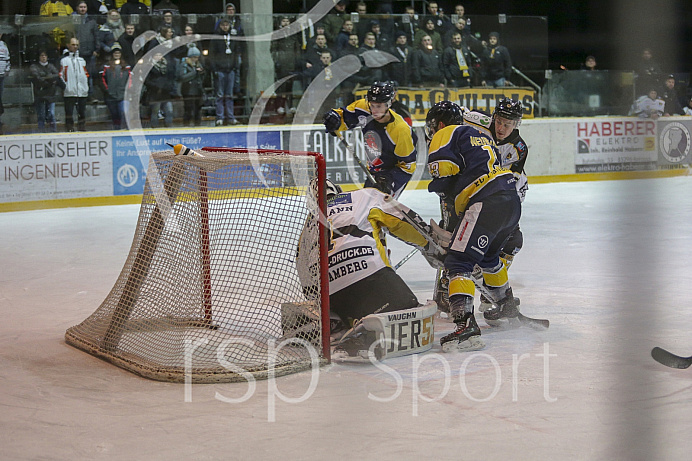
575 119 657 172
0 137 112 202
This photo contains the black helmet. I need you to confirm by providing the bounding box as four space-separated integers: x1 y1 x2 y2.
494 97 523 120
367 81 394 104
325 179 342 198
425 101 465 141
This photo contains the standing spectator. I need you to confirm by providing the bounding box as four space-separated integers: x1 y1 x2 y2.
661 74 684 116
414 19 443 53
153 0 178 15
144 51 174 128
322 0 348 47
0 33 10 134
388 32 413 87
99 9 125 49
635 47 662 97
85 0 112 16
301 33 333 90
411 34 444 88
357 32 384 84
442 31 473 88
216 3 243 37
271 16 301 96
369 20 391 52
582 55 597 70
334 19 354 54
424 1 451 36
395 5 419 46
481 31 512 87
119 0 150 16
177 24 200 60
72 1 100 102
29 50 60 132
59 37 89 132
338 33 362 104
99 43 131 129
145 26 174 54
157 10 181 38
354 2 371 41
210 18 240 126
177 47 206 127
117 23 138 67
443 15 470 48
453 4 472 37
40 0 74 16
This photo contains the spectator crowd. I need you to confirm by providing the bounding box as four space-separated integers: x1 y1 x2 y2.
0 1 689 133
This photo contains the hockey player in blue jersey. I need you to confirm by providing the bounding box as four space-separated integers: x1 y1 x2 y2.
322 81 418 198
425 100 522 352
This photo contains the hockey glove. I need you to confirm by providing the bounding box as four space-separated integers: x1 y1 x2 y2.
373 175 394 195
421 242 446 270
429 219 452 248
323 110 342 136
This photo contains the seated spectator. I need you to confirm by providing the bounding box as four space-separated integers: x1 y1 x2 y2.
30 50 60 132
629 88 664 119
414 19 443 53
40 0 74 16
117 23 138 67
99 43 131 129
661 74 684 116
119 0 150 16
144 51 174 127
0 33 8 134
177 47 206 127
481 31 512 87
388 32 413 87
411 34 444 88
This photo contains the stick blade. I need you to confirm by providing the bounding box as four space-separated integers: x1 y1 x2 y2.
651 346 692 369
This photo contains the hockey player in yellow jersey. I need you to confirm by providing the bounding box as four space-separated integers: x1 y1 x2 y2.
425 101 521 352
322 81 417 198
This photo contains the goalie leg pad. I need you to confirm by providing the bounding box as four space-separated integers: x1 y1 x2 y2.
281 302 320 346
360 301 437 360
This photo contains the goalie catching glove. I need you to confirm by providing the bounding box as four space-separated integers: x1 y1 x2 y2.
421 219 452 269
323 110 342 136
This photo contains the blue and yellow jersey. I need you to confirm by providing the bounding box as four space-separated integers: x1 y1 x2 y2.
427 124 516 215
334 99 417 191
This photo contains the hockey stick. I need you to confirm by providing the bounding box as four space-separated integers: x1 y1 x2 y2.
336 303 389 346
393 248 418 271
470 272 549 329
338 129 378 186
651 347 692 369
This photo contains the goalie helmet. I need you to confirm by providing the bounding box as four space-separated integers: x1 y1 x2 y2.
367 81 394 104
425 100 466 141
494 98 523 121
325 179 342 198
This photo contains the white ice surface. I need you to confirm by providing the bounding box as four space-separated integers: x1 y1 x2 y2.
2 176 692 460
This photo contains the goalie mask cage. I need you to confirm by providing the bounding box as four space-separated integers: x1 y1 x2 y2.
65 148 330 383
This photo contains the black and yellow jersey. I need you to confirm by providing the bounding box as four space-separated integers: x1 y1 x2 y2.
334 98 418 193
427 124 516 215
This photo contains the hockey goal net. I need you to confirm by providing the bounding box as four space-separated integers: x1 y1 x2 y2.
65 148 329 383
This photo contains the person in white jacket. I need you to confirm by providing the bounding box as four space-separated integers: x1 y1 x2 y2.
59 37 89 131
0 33 10 134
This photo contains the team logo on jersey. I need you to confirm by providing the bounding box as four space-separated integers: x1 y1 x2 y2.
363 130 382 165
477 235 489 248
517 141 526 150
659 122 691 164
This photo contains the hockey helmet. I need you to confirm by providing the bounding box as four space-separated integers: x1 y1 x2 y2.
494 97 523 121
366 81 395 104
425 100 466 141
325 179 342 198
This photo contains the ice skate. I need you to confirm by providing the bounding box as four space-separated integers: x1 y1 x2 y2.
440 312 484 352
483 288 521 328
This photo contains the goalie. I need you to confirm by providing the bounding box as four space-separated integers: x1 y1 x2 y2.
297 179 449 360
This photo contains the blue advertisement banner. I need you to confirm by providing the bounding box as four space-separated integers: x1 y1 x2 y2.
111 131 282 195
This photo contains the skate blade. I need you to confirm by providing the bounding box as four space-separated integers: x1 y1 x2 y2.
484 317 521 329
478 302 492 313
441 336 485 353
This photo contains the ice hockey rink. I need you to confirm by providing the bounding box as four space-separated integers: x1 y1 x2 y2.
2 174 692 460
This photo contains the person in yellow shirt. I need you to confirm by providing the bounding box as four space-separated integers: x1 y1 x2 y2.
40 0 74 16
